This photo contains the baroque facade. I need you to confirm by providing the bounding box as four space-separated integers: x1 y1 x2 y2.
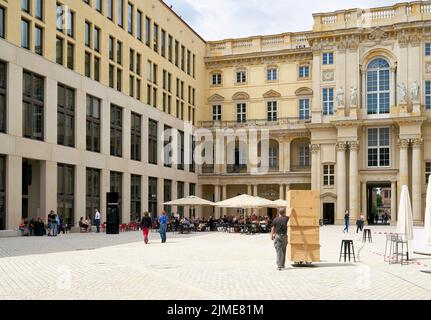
1 0 431 231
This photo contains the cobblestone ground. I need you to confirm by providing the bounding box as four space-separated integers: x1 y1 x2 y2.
0 226 430 300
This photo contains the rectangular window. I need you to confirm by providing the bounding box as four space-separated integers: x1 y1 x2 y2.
267 68 277 81
127 2 133 34
148 177 157 219
425 81 431 109
129 75 134 96
145 17 151 47
117 41 122 64
56 37 63 65
110 104 122 157
56 4 63 32
67 9 74 37
322 52 334 65
85 21 91 47
23 71 44 140
35 0 43 20
168 35 173 62
299 98 310 120
426 43 431 56
147 84 152 105
129 49 134 72
109 36 115 60
153 64 158 84
110 171 122 222
299 65 309 78
148 119 158 165
136 53 141 76
212 73 221 85
190 136 195 172
86 95 101 152
163 179 172 215
212 105 221 121
0 7 4 39
161 30 166 57
177 130 184 170
236 70 246 83
94 56 100 82
96 0 103 13
299 145 310 166
267 101 277 121
137 10 142 40
109 64 114 88
107 0 113 20
130 175 141 221
117 0 123 27
0 156 6 230
236 103 246 123
153 87 157 108
193 54 196 78
0 61 6 133
131 113 141 161
22 0 30 12
367 128 390 167
67 42 74 69
94 27 100 52
426 162 431 184
153 23 159 52
181 45 185 71
85 52 91 78
34 26 43 55
21 19 30 49
177 181 184 216
187 50 191 75
117 69 122 92
322 88 334 115
86 168 100 220
323 164 335 186
57 83 75 147
175 40 179 66
136 79 141 100
57 164 74 226
163 125 172 167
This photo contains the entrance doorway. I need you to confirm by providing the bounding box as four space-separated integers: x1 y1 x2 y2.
366 182 391 225
323 203 335 224
22 159 41 220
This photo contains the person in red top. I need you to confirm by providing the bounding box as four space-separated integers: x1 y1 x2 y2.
140 211 152 244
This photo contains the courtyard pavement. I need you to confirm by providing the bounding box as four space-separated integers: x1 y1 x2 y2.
0 226 430 300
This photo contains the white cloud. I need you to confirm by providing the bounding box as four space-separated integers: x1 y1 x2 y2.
166 0 407 40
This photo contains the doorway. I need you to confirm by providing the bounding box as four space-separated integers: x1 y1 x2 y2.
366 182 391 225
22 159 41 220
323 203 335 225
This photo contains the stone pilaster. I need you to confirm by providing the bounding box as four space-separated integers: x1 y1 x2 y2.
311 144 320 190
412 138 423 224
336 142 347 222
348 141 359 220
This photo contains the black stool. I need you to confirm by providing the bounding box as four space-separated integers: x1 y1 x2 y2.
362 229 372 243
339 240 356 262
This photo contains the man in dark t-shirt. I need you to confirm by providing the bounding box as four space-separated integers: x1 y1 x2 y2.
271 208 289 271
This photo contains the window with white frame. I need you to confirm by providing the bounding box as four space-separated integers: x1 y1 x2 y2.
322 52 334 65
267 101 277 121
299 98 310 120
367 58 390 115
426 43 431 56
267 68 278 81
425 81 431 109
236 103 246 123
322 88 334 115
269 146 278 168
426 162 431 183
212 105 221 121
236 70 247 83
299 145 310 166
323 164 335 186
212 73 221 85
299 65 309 79
367 128 390 167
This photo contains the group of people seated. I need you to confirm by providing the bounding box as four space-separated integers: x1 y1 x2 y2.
19 214 69 236
78 217 93 232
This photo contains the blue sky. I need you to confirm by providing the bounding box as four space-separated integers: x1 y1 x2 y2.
164 0 410 40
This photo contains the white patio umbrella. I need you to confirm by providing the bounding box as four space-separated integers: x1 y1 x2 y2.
425 178 431 245
397 185 414 241
270 199 287 208
215 194 274 232
163 196 215 218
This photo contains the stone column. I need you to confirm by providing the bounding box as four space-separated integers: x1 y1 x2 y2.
279 184 284 200
214 184 220 218
6 156 22 230
285 140 291 172
391 181 397 226
278 138 285 172
336 142 347 223
361 182 367 218
311 144 320 190
100 169 110 223
412 138 423 224
398 139 409 190
253 185 258 197
123 173 131 223
222 184 227 217
349 141 359 220
40 161 57 223
285 184 290 200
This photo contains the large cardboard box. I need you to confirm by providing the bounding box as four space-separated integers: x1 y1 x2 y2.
286 190 320 209
288 244 320 262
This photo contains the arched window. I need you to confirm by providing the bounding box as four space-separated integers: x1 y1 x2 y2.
367 58 390 115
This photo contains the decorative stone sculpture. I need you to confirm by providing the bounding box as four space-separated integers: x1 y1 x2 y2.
410 81 420 102
337 87 344 107
398 82 407 103
350 86 358 106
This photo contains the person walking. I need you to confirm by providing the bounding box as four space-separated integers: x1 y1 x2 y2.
271 208 289 271
140 211 152 244
94 209 101 233
159 210 168 243
343 209 350 233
